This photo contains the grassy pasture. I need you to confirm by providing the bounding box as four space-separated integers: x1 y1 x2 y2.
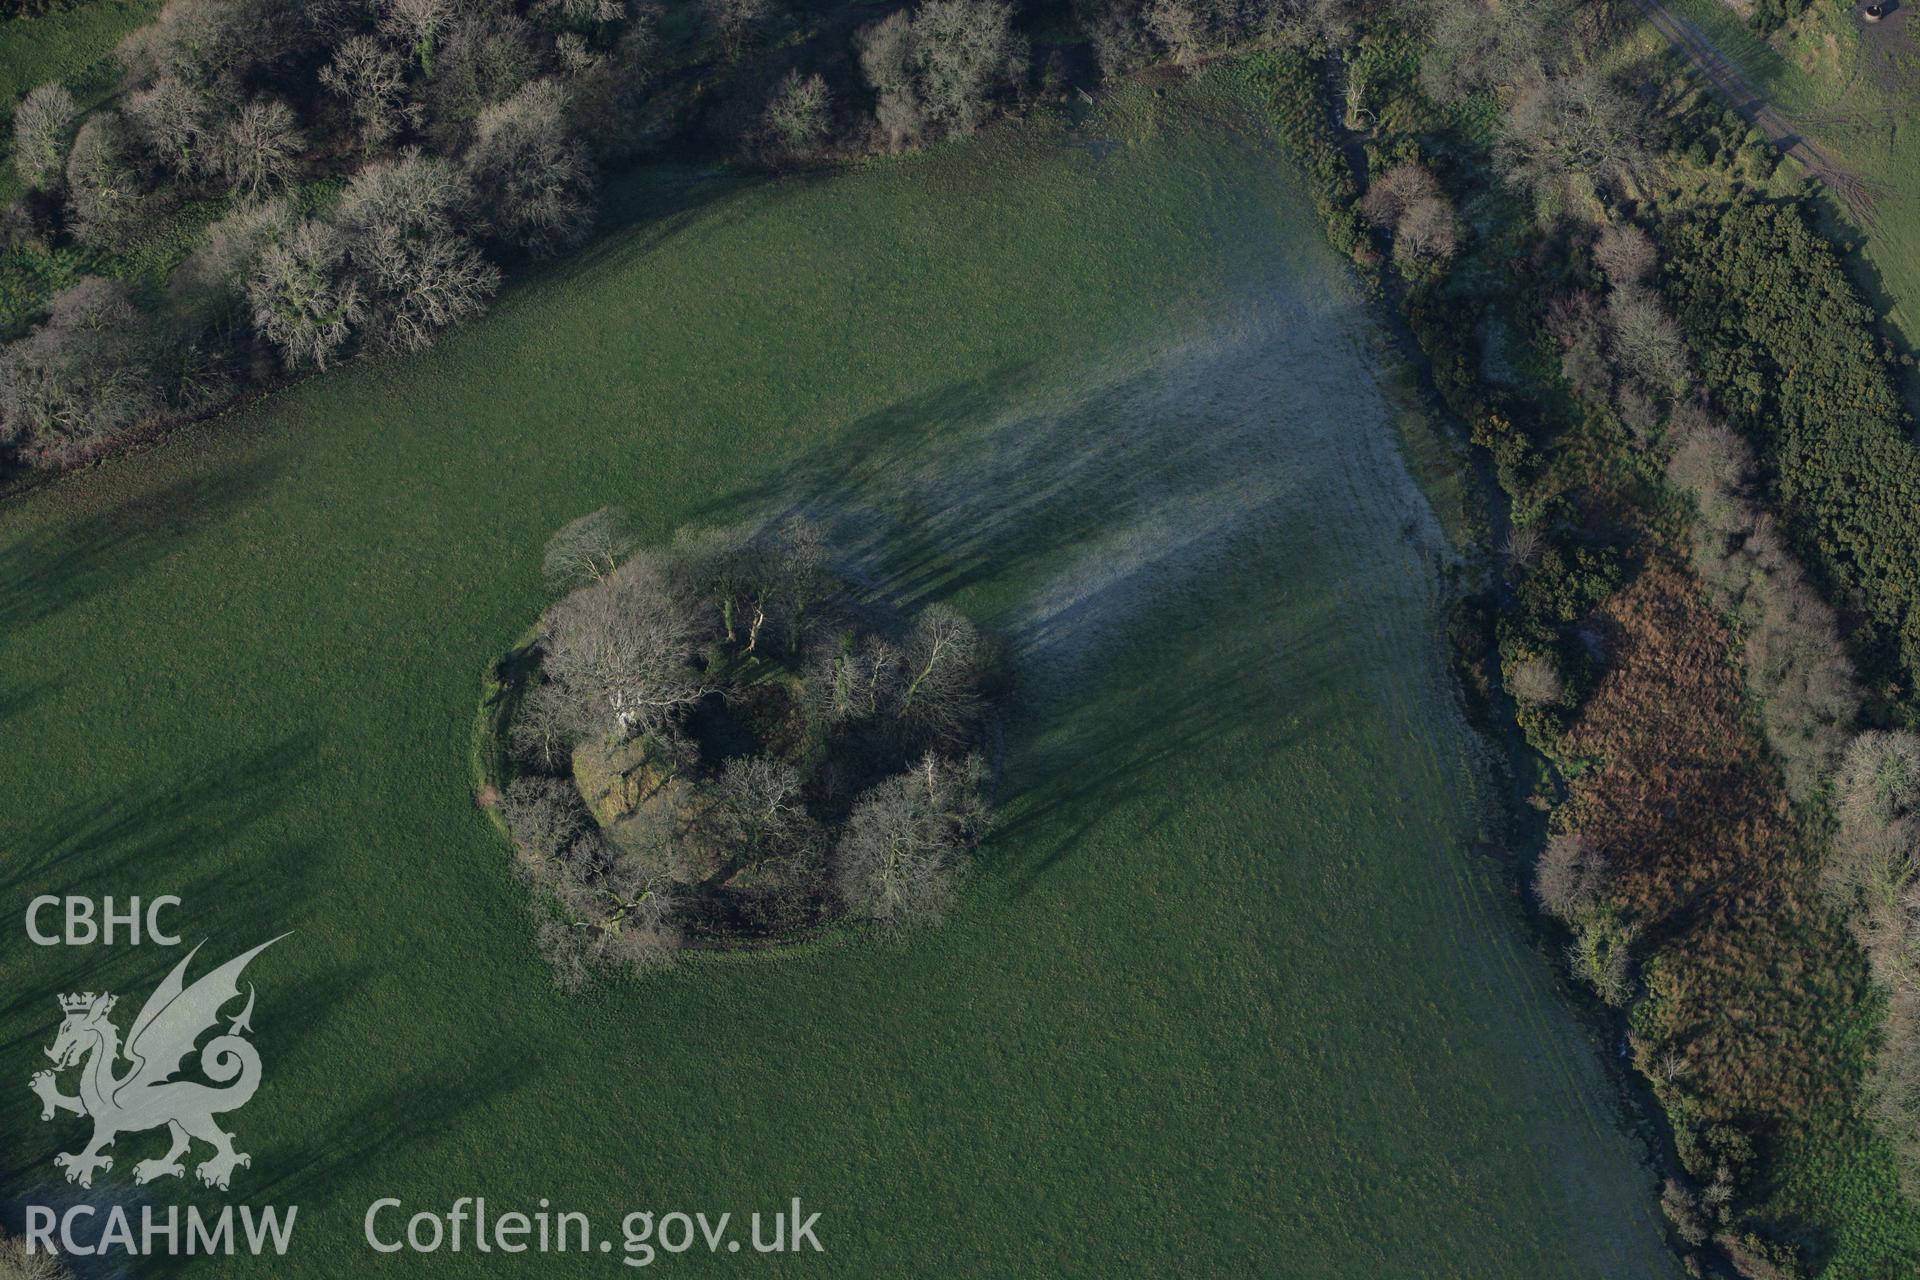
0 71 1678 1276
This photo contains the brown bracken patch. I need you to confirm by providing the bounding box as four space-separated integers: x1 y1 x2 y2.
1561 557 1869 1132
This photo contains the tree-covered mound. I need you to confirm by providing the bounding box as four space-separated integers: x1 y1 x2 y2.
491 510 1000 986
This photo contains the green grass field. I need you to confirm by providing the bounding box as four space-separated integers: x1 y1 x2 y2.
0 71 1679 1276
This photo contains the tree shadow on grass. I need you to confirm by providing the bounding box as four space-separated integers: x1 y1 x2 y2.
218 1052 524 1212
0 733 323 1042
0 1051 519 1280
687 319 1401 897
694 333 1327 628
0 674 56 734
0 454 280 633
984 615 1348 898
0 861 324 1074
0 732 421 1260
0 732 320 909
519 162 823 305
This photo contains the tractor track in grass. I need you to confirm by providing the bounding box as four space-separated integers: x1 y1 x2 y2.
1628 0 1883 224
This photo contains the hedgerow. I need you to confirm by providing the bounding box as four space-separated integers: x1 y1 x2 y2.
1246 52 1368 263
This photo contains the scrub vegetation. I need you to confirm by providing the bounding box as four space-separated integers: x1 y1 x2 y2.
493 511 999 984
0 1225 72 1280
1238 0 1920 1273
1655 0 1920 388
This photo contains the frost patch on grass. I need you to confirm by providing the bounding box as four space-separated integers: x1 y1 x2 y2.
782 283 1450 693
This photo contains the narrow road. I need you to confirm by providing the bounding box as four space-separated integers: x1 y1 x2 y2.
1626 0 1878 223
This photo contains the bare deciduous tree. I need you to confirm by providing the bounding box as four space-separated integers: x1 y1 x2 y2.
1660 1180 1710 1248
12 83 77 190
858 0 1028 149
1395 195 1458 262
510 678 589 773
337 149 496 351
544 507 637 592
537 0 628 24
380 0 454 72
1534 829 1607 920
320 35 414 152
1665 415 1749 527
465 79 595 255
336 146 463 237
537 845 679 981
500 775 589 870
533 911 594 991
1507 654 1565 707
1605 285 1689 396
582 851 680 969
1082 0 1156 78
1836 731 1920 844
701 0 769 57
1360 163 1457 265
168 198 294 327
672 522 755 643
1825 731 1920 981
417 7 541 151
125 75 209 177
354 224 498 351
1666 412 1861 801
65 114 148 249
0 278 156 462
1648 1046 1688 1087
761 517 829 653
503 519 1000 972
1358 162 1439 229
555 11 664 156
1420 0 1572 102
0 1223 75 1279
245 219 364 369
913 0 1028 136
1501 523 1543 571
706 754 813 874
763 71 832 157
1144 0 1207 67
213 99 303 198
115 0 307 95
1593 221 1656 288
1498 72 1648 202
671 517 827 655
541 555 708 741
833 753 985 927
898 602 984 743
810 631 904 724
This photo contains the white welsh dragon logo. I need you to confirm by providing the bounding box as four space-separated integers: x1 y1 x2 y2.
29 937 285 1191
